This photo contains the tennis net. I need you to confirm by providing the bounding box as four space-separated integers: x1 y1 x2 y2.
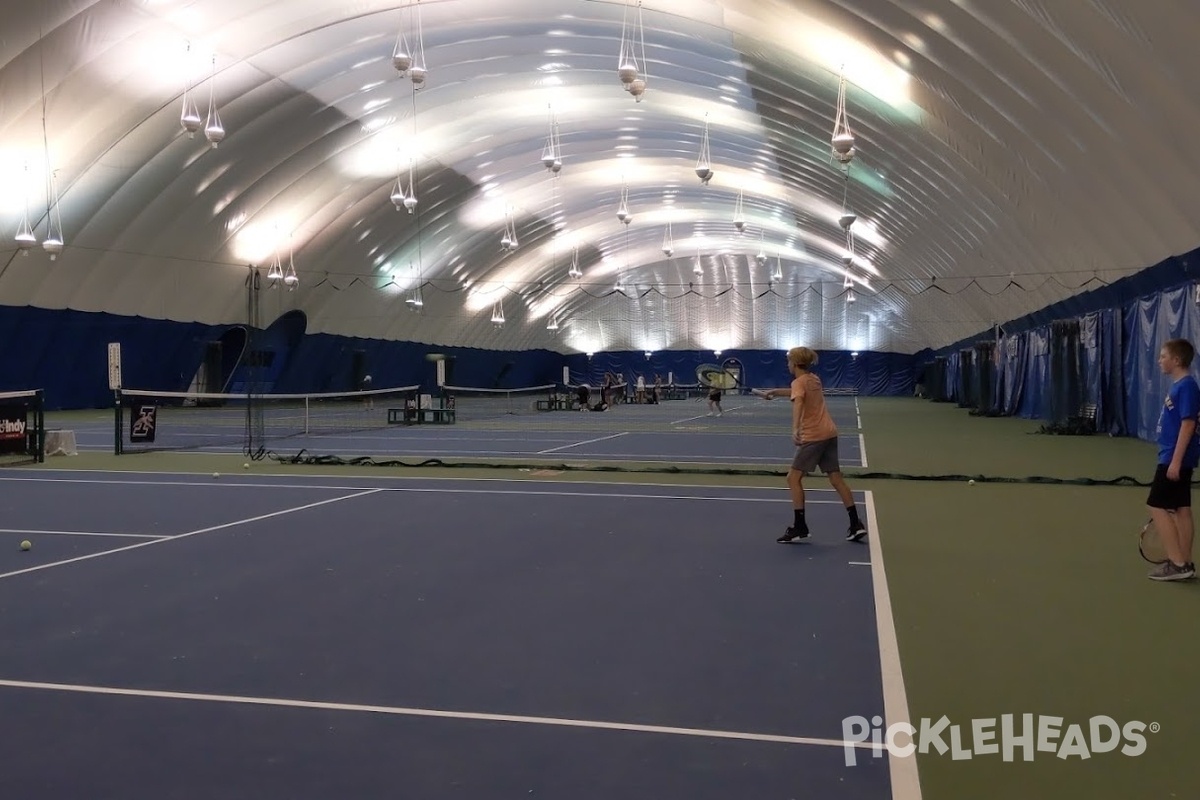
0 389 44 465
440 384 559 420
116 384 420 454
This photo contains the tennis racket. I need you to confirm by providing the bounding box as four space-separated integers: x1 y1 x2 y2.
1139 517 1170 565
696 364 739 391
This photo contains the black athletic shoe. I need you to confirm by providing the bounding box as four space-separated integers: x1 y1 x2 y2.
846 523 868 542
777 527 810 543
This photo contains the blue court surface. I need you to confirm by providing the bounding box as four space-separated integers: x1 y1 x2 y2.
0 470 913 799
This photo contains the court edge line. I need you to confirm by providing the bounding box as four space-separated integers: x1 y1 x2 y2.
0 528 165 540
0 489 382 581
0 476 853 504
537 432 629 454
0 468 846 494
865 492 924 800
859 433 870 469
0 678 883 752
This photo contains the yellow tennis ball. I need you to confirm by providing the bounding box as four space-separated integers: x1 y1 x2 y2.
968 479 976 485
212 472 220 479
243 463 250 469
20 540 31 551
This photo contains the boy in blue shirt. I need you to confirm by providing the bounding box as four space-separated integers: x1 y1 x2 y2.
1147 338 1199 581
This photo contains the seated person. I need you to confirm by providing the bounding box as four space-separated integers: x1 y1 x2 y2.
575 384 591 410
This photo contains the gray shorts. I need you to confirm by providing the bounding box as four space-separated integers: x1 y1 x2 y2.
791 437 840 475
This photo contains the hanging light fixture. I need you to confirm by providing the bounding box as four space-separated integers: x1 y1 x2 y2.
390 174 406 210
831 68 856 167
409 0 428 88
771 255 783 282
617 1 640 88
42 169 64 260
732 189 746 233
661 220 674 257
541 105 562 173
491 299 506 326
546 313 560 332
204 56 225 148
267 250 284 282
568 246 582 279
406 261 423 309
180 43 202 138
500 209 518 252
392 3 413 74
695 114 713 184
283 244 299 290
402 158 418 213
616 182 631 225
617 1 648 102
14 163 36 254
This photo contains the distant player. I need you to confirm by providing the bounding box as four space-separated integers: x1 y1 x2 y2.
764 347 866 544
707 387 723 416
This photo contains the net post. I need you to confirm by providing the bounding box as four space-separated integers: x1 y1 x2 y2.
305 396 310 435
34 389 45 463
114 389 123 456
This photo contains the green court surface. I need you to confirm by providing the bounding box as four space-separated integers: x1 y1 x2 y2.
29 398 1191 798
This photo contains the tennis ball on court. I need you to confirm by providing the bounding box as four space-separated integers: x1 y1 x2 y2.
212 472 220 479
20 540 31 551
968 479 976 485
243 463 250 469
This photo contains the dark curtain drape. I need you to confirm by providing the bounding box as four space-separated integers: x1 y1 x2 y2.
1047 319 1086 426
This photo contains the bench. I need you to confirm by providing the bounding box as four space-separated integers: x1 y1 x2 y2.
535 397 573 411
387 407 456 425
1067 402 1097 434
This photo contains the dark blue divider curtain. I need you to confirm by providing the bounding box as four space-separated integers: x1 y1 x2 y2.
1089 309 1127 435
957 349 974 408
1122 284 1200 440
928 357 948 401
944 352 961 403
1017 329 1049 419
971 342 996 414
1047 319 1085 424
999 333 1026 415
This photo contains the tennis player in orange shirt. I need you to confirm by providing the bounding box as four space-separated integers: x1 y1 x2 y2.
764 347 867 544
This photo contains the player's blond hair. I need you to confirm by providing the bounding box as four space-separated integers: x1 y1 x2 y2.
788 347 818 370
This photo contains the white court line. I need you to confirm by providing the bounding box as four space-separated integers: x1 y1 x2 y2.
0 476 848 505
0 528 166 540
91 447 793 464
0 468 848 494
0 678 880 752
848 561 871 567
668 405 747 425
537 432 629 454
859 433 869 469
856 397 862 429
864 493 924 800
0 489 381 581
